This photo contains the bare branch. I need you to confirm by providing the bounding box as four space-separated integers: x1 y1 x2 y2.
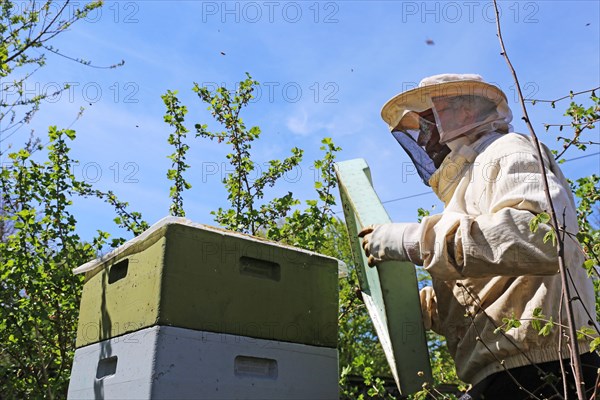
492 1 587 398
42 45 125 69
458 287 544 399
526 87 600 104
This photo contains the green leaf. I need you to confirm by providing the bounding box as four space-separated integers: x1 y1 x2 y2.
500 315 522 332
590 337 600 353
538 318 554 336
583 259 596 276
543 230 557 246
538 213 550 224
529 216 540 233
576 326 596 340
529 213 551 233
531 307 544 331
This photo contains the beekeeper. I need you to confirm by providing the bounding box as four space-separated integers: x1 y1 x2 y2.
359 74 599 399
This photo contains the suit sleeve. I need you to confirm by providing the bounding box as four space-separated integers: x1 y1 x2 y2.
416 147 582 280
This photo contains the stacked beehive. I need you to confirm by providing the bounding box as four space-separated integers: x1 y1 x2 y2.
67 218 339 399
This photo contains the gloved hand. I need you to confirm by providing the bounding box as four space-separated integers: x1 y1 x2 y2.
358 223 422 267
419 286 439 331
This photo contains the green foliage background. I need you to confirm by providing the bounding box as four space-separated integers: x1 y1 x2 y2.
1 2 598 399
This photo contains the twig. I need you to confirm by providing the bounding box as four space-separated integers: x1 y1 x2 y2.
551 123 599 160
496 317 596 340
563 230 600 278
430 386 454 399
458 287 543 400
526 87 600 104
3 1 71 65
558 276 569 399
457 283 563 398
338 288 362 323
546 123 600 130
556 138 600 146
591 372 600 399
32 318 54 400
493 1 587 398
558 209 600 343
566 268 600 335
42 45 125 69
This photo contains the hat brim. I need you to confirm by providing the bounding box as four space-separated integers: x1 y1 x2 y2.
381 80 508 131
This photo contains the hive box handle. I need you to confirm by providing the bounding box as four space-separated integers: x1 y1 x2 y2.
96 356 118 379
108 259 129 284
234 355 278 379
239 257 280 281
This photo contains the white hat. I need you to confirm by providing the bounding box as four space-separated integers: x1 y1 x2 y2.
381 74 509 132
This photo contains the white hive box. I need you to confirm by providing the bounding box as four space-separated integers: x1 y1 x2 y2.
67 325 339 399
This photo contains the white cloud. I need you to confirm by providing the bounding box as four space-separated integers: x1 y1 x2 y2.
286 108 310 135
285 107 336 136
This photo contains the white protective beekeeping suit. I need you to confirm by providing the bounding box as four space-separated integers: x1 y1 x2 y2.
361 74 596 386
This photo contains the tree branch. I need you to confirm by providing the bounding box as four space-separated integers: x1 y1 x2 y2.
42 45 125 69
4 1 71 65
526 87 600 104
492 1 587 398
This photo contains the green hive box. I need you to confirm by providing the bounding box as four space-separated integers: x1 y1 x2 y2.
75 217 339 349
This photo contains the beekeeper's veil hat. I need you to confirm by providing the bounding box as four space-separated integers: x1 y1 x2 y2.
381 74 512 184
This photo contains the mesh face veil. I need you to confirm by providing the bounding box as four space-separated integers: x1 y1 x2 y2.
431 94 512 144
391 112 451 185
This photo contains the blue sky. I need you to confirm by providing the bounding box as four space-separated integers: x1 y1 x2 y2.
2 0 599 243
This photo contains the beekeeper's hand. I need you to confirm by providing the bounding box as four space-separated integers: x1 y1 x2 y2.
358 223 422 267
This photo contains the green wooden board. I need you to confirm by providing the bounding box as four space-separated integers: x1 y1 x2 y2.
334 158 432 395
